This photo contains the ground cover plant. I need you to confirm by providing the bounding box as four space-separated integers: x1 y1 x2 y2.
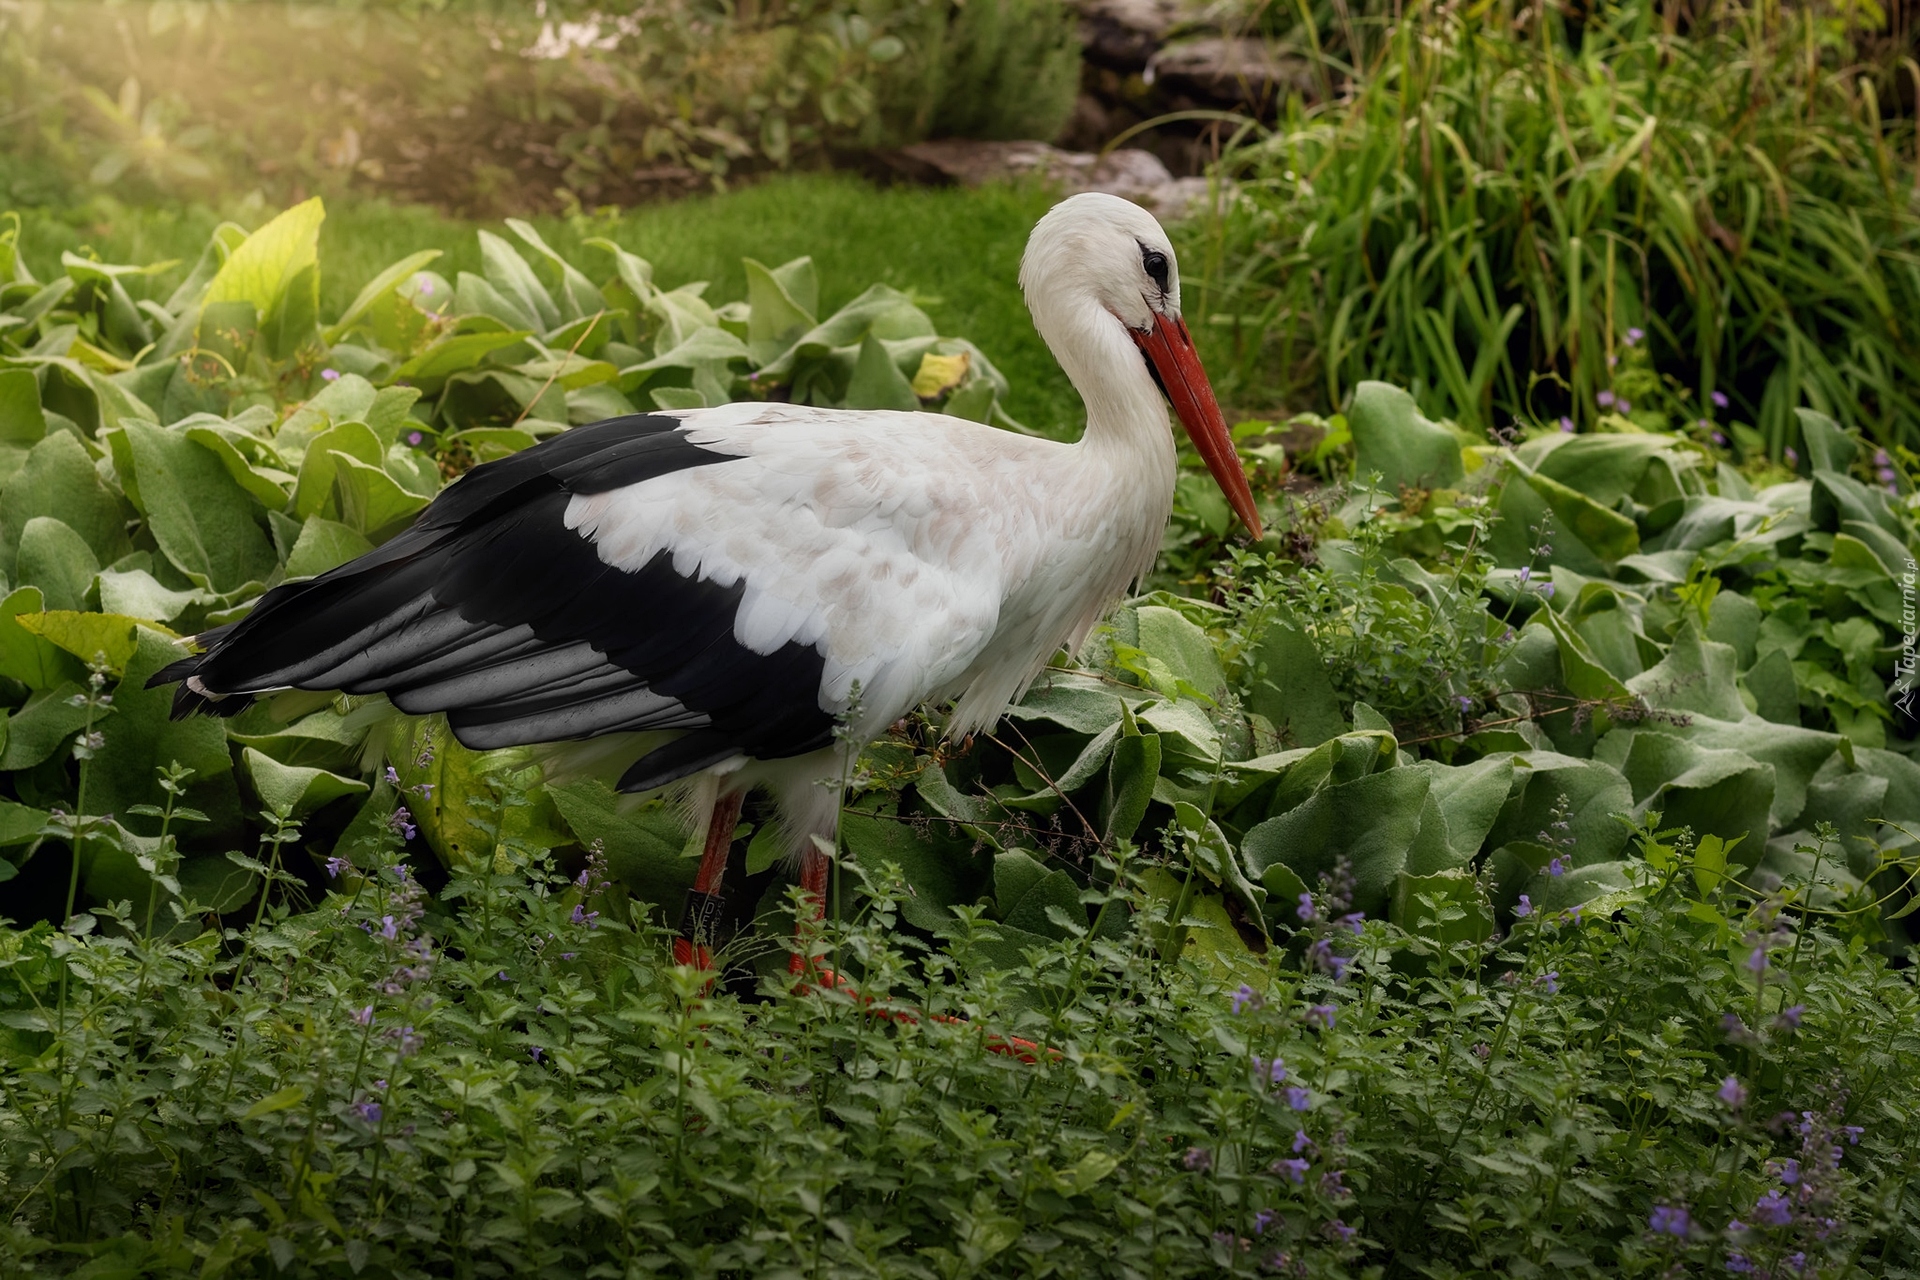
1 199 1918 1273
1190 0 1920 453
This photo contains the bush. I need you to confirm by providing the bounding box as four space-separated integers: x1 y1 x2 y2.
0 0 1083 214
1189 0 1920 454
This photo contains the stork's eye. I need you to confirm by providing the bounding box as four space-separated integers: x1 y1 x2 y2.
1142 248 1171 293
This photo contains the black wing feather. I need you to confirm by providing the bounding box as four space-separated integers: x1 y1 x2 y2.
154 414 837 789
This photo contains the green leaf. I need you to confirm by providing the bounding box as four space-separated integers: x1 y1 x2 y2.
291 421 383 519
843 332 919 411
385 716 568 875
1348 381 1464 492
202 197 325 326
182 424 295 509
1626 621 1748 721
330 453 431 540
110 423 277 594
0 367 47 482
392 330 535 389
0 587 78 689
1613 732 1774 863
1242 766 1434 918
1245 605 1345 749
1391 867 1493 945
1135 606 1230 704
1522 468 1641 566
477 230 559 331
241 747 369 819
324 249 443 343
285 517 374 579
1101 731 1161 843
1405 755 1516 873
243 1085 310 1120
743 256 818 367
0 431 132 572
15 517 99 613
90 628 241 839
0 681 90 770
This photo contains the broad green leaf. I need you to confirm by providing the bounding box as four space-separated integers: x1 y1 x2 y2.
243 1085 310 1120
478 230 560 332
841 807 987 932
1391 867 1493 945
325 249 443 343
1522 467 1640 565
15 517 99 612
744 256 818 366
0 368 46 481
89 628 241 839
1101 731 1161 842
275 372 380 457
0 799 49 847
1135 606 1230 704
0 587 78 689
1173 799 1265 916
1483 752 1634 868
1348 380 1464 492
183 424 295 509
1405 755 1515 872
1626 621 1748 721
1612 731 1774 860
392 329 534 388
0 431 132 572
202 197 324 325
229 707 375 773
285 517 374 579
111 422 278 593
1245 606 1345 749
0 681 90 770
507 219 608 323
1795 407 1856 474
291 422 383 519
331 453 431 540
756 283 936 381
242 747 369 819
1242 766 1434 918
386 716 568 874
843 332 919 411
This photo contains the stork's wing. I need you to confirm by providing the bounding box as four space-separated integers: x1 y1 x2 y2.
155 410 1007 792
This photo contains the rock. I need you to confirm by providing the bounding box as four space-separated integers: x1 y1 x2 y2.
878 139 1225 221
1146 36 1315 105
1073 0 1189 69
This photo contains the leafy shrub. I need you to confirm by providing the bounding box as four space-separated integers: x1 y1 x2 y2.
1189 0 1920 452
0 0 1082 213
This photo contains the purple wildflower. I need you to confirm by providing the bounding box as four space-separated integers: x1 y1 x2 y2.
1456 694 1473 711
1777 1004 1805 1029
415 276 434 296
1269 1058 1288 1085
1713 431 1727 445
1842 1125 1863 1145
1776 1158 1801 1186
1184 1146 1213 1172
385 765 400 786
1878 466 1897 485
1292 1129 1312 1154
353 1004 374 1026
353 1099 382 1124
1618 399 1631 414
389 806 417 841
1274 1157 1309 1184
1547 856 1568 877
1753 1189 1792 1227
1785 446 1799 465
1648 1204 1689 1236
1296 892 1316 922
1285 1086 1311 1111
1305 1004 1336 1031
1517 565 1531 584
1534 971 1560 995
320 368 341 382
1515 894 1533 918
1746 948 1769 974
570 902 599 929
528 1045 544 1063
378 915 399 941
1252 1208 1278 1234
1597 390 1616 408
326 855 351 879
1324 1217 1355 1243
1232 983 1261 1014
1626 326 1645 345
1337 912 1364 935
407 430 425 446
1539 582 1556 599
1719 1076 1748 1108
1558 416 1574 433
1727 1253 1754 1274
1712 390 1729 408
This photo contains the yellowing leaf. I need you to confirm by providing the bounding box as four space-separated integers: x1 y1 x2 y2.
242 1084 309 1119
16 611 174 674
203 197 325 322
911 350 970 398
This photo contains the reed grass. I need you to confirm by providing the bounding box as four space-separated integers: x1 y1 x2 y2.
1189 0 1920 453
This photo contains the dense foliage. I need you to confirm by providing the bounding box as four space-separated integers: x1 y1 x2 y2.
2 196 1918 1272
1191 0 1920 453
0 0 1081 213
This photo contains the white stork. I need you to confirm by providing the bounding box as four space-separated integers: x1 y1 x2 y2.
154 192 1263 969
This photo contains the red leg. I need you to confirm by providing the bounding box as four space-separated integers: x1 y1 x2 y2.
787 838 832 978
673 790 742 970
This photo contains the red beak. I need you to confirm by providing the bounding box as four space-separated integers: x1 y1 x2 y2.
1132 313 1263 539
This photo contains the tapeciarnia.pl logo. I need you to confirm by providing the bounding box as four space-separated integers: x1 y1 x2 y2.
1896 559 1918 719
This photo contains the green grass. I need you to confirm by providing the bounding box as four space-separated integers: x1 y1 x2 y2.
15 175 1088 434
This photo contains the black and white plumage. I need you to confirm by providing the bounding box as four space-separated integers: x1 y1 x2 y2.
155 192 1262 901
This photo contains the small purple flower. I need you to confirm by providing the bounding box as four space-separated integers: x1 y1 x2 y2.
353 1004 374 1026
1305 1004 1336 1031
1534 970 1560 995
1719 1076 1748 1108
385 765 400 786
1324 1217 1355 1243
1232 984 1261 1014
1776 1158 1801 1186
1842 1125 1864 1145
1648 1204 1689 1236
1292 1129 1312 1154
388 1025 423 1056
1753 1189 1792 1227
326 855 351 879
1712 390 1729 408
570 902 599 929
1269 1058 1288 1085
1746 948 1769 974
1273 1157 1309 1184
1515 894 1533 918
1618 399 1631 414
528 1045 544 1063
1558 416 1574 433
1626 327 1645 345
1296 892 1315 922
1547 856 1567 877
1597 390 1616 408
1517 565 1531 584
378 915 399 941
389 807 417 842
1727 1254 1754 1274
497 970 510 982
1252 1208 1278 1234
320 368 341 382
1713 431 1727 445
1538 582 1556 599
1785 446 1799 465
1878 467 1897 484
1777 1004 1805 1029
353 1099 382 1124
407 430 425 447
1184 1146 1213 1172
1338 912 1364 936
1285 1086 1311 1111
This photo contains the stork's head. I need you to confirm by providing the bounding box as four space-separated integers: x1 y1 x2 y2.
1020 192 1262 538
